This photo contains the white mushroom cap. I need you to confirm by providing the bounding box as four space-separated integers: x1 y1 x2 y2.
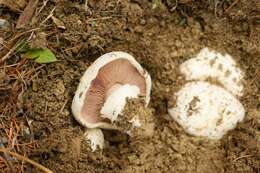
71 51 152 129
180 48 244 97
84 128 104 151
168 81 245 139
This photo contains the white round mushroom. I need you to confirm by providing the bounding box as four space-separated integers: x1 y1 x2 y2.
180 47 244 97
168 81 245 139
71 51 152 129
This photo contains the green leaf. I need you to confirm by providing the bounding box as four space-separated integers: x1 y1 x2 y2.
25 48 57 64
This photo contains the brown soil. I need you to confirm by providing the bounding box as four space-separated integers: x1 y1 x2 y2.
0 0 259 173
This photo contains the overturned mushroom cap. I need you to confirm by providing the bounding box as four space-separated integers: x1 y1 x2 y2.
180 48 244 97
168 81 245 139
72 51 151 129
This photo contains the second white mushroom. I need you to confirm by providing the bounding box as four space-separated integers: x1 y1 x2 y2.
168 48 246 139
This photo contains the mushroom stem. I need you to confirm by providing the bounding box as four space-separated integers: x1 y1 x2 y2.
84 128 104 151
100 84 140 122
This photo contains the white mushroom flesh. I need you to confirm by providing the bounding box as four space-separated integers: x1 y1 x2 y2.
180 48 244 97
168 81 245 139
100 84 140 122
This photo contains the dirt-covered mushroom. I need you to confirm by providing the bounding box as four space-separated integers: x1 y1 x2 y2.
168 81 245 139
180 48 244 97
84 128 104 151
71 51 151 130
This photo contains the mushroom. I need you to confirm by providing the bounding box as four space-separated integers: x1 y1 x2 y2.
71 51 152 149
84 128 104 151
180 48 244 97
168 81 245 139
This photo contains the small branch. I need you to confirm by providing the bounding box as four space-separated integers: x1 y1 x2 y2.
0 28 39 63
225 0 240 14
233 154 253 162
86 17 112 23
0 36 30 63
36 0 49 16
60 99 68 113
170 0 178 12
0 39 24 63
0 148 53 173
0 155 14 173
41 6 56 25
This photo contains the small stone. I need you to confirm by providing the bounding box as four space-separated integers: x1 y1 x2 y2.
32 81 38 92
134 26 143 33
54 80 65 95
58 142 68 153
140 19 146 25
0 19 10 29
0 137 8 144
160 20 166 27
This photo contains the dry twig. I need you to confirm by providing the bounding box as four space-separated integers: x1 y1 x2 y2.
225 0 240 14
233 154 253 162
0 148 53 173
0 39 24 63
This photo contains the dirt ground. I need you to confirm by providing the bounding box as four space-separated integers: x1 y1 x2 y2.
0 0 259 173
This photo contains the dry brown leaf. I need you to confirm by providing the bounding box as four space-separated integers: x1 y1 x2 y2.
51 16 66 29
16 0 39 28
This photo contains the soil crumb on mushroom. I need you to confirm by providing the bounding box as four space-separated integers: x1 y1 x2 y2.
115 98 155 138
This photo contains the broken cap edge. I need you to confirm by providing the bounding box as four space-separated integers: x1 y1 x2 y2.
71 51 152 129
